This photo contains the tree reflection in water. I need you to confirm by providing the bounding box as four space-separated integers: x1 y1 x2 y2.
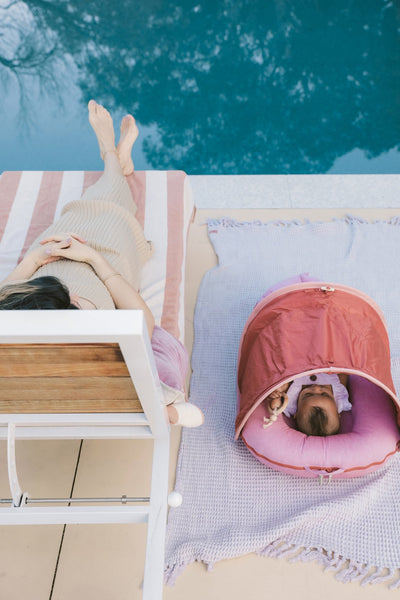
0 0 399 174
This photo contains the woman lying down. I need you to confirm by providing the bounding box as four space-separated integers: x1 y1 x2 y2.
0 100 203 429
267 373 351 436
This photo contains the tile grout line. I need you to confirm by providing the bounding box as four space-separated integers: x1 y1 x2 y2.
49 440 84 600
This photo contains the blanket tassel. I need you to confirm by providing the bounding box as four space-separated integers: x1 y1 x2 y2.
360 568 396 586
259 539 301 560
334 561 370 583
387 215 400 226
389 574 400 590
208 215 400 233
289 547 325 564
322 551 348 574
207 218 305 229
259 544 400 588
164 562 189 586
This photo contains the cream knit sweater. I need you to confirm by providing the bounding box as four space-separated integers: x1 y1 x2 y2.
29 172 152 308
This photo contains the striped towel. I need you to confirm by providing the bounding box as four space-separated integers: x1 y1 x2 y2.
0 170 194 342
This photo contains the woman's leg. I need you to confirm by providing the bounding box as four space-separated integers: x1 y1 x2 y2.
82 101 137 201
117 114 139 176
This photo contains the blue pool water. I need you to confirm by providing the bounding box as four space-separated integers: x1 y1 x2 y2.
0 0 399 175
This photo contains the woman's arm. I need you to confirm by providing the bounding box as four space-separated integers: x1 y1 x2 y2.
0 243 72 286
0 252 43 285
87 252 155 336
0 234 87 286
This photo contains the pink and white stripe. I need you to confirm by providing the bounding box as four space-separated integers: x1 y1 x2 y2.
0 170 194 342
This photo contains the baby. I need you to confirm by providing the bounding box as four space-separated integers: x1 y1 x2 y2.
268 373 351 436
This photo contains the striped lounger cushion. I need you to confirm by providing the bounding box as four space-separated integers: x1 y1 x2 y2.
0 170 194 398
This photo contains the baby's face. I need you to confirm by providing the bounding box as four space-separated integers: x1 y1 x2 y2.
295 384 340 435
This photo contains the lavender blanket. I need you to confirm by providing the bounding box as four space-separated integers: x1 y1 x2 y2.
165 216 400 588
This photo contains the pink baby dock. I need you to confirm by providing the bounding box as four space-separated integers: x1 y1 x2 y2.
236 277 400 481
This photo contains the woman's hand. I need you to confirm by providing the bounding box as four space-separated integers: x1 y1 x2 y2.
0 238 70 284
1 233 98 287
24 245 62 269
40 233 98 264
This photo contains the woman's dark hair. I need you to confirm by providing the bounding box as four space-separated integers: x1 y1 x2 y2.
0 276 78 310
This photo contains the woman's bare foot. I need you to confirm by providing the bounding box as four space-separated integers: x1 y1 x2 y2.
88 100 116 160
116 115 139 176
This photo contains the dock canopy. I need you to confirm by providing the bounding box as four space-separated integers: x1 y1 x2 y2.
236 282 400 439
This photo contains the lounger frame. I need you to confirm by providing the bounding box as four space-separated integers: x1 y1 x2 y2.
0 309 170 600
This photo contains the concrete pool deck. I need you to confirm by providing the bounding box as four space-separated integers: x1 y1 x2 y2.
190 174 400 209
0 174 400 599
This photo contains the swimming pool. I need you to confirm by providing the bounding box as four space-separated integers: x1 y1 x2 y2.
0 0 399 175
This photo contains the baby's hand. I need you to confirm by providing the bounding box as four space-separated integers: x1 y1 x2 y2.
267 390 288 410
268 383 289 400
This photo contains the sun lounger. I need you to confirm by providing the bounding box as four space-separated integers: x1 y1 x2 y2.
0 169 194 600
